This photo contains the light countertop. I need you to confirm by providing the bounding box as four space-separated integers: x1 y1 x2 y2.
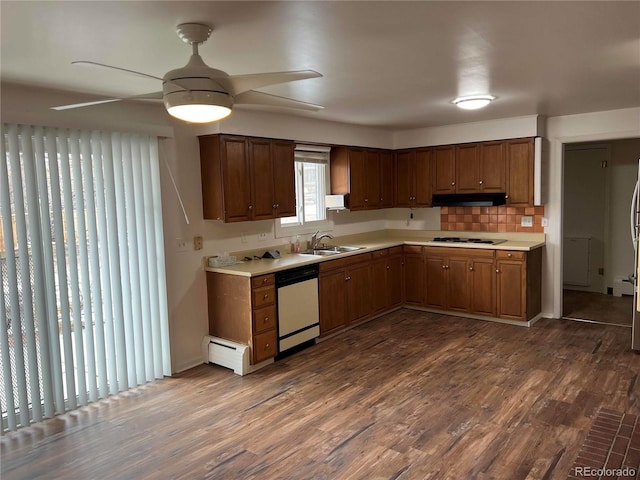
205 231 545 277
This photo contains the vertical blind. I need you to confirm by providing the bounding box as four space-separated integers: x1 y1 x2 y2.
0 124 171 432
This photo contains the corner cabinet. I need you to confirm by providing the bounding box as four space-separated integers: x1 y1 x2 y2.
199 134 295 222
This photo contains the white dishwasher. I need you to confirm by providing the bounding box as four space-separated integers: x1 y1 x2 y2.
275 264 320 355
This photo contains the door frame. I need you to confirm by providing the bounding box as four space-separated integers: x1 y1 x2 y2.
562 143 612 299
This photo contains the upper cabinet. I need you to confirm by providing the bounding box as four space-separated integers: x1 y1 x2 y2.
330 146 394 210
199 134 296 222
432 146 456 194
394 148 432 207
505 138 534 206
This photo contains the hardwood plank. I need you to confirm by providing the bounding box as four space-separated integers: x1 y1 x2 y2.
2 310 640 479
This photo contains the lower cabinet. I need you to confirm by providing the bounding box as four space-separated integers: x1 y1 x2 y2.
319 249 405 338
403 245 425 306
206 272 277 365
496 249 542 321
418 247 542 322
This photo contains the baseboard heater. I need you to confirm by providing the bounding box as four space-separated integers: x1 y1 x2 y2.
201 336 249 376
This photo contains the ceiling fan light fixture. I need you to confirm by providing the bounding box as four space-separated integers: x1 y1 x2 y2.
452 95 496 110
164 90 233 123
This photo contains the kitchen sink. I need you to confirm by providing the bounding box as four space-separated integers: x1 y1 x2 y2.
300 245 364 256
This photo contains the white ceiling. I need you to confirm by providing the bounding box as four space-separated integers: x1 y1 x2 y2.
1 1 639 130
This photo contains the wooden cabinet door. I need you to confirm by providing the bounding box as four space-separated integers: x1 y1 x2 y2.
364 150 381 209
496 259 526 320
348 149 367 210
479 141 506 193
470 257 496 316
319 270 348 336
248 138 275 221
424 255 447 309
414 148 432 207
272 140 296 218
379 150 395 208
403 252 424 306
395 150 414 207
433 146 456 194
506 138 534 206
371 257 388 314
446 256 471 312
346 262 372 324
221 136 252 222
387 254 404 308
455 143 480 193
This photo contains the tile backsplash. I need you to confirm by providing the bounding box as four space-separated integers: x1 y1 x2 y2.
440 205 545 233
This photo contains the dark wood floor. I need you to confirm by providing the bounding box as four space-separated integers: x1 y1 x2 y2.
2 309 640 479
563 289 633 326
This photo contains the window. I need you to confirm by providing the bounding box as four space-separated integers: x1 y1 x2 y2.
0 124 170 432
277 145 332 236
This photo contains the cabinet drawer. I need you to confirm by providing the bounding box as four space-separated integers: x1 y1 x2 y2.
253 330 277 363
388 246 403 256
496 250 525 260
319 252 372 272
403 245 423 255
253 304 277 334
252 274 275 288
372 248 388 258
252 285 275 308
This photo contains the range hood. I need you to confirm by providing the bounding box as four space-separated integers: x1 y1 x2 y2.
432 192 507 207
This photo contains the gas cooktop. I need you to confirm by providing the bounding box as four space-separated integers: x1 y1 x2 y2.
431 237 506 245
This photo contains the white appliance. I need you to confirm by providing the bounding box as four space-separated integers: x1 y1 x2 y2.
632 159 640 350
276 265 320 353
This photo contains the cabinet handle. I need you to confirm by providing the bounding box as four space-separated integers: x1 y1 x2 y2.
479 180 483 185
345 276 351 281
505 195 509 199
263 293 269 299
469 267 474 271
364 198 368 203
496 269 500 273
276 203 279 208
451 182 455 186
263 278 268 284
265 343 270 349
273 203 277 209
248 205 253 210
442 265 446 269
507 253 513 258
386 265 390 270
264 317 269 323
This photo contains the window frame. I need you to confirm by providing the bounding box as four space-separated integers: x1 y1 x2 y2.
274 145 333 239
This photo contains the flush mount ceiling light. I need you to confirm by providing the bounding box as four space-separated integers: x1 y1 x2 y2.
452 95 496 110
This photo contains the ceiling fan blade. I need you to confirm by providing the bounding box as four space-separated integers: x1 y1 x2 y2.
72 61 163 81
51 99 123 110
225 70 322 95
51 91 163 111
234 90 324 112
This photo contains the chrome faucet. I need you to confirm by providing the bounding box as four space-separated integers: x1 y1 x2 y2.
311 231 334 249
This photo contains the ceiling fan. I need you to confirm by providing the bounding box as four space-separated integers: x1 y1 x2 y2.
52 23 324 123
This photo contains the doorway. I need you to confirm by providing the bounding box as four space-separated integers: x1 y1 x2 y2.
562 140 637 327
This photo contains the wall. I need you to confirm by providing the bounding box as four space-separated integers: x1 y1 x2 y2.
545 108 640 318
440 206 545 233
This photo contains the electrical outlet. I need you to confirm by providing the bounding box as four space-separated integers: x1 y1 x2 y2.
241 233 247 244
258 232 267 241
193 236 203 250
176 238 188 253
521 216 533 227
541 217 549 227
